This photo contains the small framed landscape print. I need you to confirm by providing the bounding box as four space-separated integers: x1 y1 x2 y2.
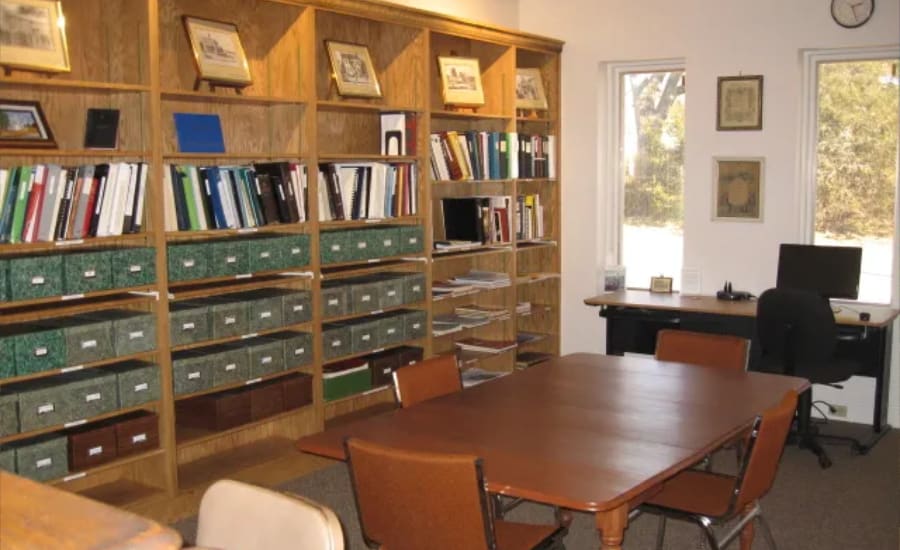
326 40 382 98
0 100 56 148
183 16 252 88
438 56 485 107
649 276 673 293
713 157 764 222
515 68 548 110
717 75 763 131
0 0 70 73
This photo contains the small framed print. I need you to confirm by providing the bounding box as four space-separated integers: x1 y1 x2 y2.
0 99 55 148
437 56 485 107
0 0 70 74
717 75 763 131
326 40 382 98
515 68 548 110
183 16 252 89
713 157 764 222
649 276 673 293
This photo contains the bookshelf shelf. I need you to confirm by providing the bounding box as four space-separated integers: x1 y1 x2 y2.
322 339 427 366
0 351 158 386
0 77 151 93
161 89 306 106
0 403 160 445
49 449 166 487
0 0 560 506
323 301 427 324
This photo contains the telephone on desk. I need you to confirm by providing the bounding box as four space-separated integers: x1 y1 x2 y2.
716 281 752 301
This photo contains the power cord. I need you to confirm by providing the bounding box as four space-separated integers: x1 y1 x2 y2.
811 400 837 421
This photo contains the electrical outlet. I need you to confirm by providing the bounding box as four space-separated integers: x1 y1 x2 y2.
831 404 848 418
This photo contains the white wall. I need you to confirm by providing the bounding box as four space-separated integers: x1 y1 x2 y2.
515 0 900 425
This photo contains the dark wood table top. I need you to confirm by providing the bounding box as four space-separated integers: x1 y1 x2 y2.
584 289 899 327
0 472 182 549
297 353 809 513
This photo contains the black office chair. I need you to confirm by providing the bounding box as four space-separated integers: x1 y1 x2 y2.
756 287 864 469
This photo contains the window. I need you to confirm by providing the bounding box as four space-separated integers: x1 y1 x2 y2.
803 49 899 304
606 63 686 289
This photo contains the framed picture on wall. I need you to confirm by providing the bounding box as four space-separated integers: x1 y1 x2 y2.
716 75 763 131
183 16 252 89
437 56 485 107
326 40 382 98
0 0 70 73
712 157 764 221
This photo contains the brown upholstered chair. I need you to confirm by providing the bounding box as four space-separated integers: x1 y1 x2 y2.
345 437 565 550
192 479 344 550
655 329 750 372
642 390 799 550
391 353 461 408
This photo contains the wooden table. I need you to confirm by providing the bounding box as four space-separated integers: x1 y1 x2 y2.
0 471 182 549
297 353 809 549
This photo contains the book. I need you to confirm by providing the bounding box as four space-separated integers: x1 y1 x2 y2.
455 337 517 354
515 351 552 369
173 113 226 153
83 108 120 149
460 367 509 388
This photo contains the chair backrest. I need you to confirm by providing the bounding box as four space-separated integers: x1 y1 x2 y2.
344 437 494 550
756 287 838 379
195 479 344 550
655 329 749 372
732 390 799 510
392 354 461 408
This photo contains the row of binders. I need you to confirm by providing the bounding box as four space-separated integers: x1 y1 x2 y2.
317 162 418 222
163 162 308 232
517 194 545 241
0 163 148 244
429 131 556 182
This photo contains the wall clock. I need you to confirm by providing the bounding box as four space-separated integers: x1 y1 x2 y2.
831 0 875 28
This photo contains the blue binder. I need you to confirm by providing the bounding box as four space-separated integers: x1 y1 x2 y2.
173 113 226 153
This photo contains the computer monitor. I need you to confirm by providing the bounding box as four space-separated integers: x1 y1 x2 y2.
776 244 862 300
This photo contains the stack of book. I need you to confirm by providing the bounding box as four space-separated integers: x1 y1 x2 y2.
163 162 308 231
516 193 545 241
428 131 556 181
516 331 546 345
455 337 517 354
0 163 148 243
460 366 509 388
432 279 478 300
515 351 553 369
434 196 513 245
516 301 532 315
451 270 511 289
317 162 417 221
433 312 489 331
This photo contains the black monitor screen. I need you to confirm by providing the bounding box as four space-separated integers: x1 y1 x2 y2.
776 244 862 299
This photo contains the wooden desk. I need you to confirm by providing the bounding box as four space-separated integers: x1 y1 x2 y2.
297 353 808 550
584 289 898 438
0 471 181 549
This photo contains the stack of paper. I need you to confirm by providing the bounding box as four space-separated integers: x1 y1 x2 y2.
455 337 517 354
451 270 511 289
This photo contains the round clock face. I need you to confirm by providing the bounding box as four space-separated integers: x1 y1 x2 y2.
831 0 875 28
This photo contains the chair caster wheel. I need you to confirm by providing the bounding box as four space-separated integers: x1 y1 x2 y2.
817 454 832 469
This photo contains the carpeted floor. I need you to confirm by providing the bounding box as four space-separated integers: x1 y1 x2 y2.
174 428 899 549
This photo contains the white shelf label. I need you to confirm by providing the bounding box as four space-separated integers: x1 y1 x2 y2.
63 472 87 482
64 419 87 428
246 377 262 385
61 365 84 373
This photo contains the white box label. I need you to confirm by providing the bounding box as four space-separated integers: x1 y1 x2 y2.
362 334 371 341
37 403 55 414
225 363 236 371
88 446 103 456
226 256 237 264
383 239 392 246
260 311 272 319
293 305 304 312
294 347 305 355
81 339 97 349
412 285 421 292
332 340 341 347
132 433 147 444
328 299 338 306
260 251 271 259
357 242 367 249
291 247 301 254
188 371 201 380
183 322 195 330
413 323 421 329
134 383 148 392
34 347 48 357
261 356 272 364
387 328 396 335
387 290 396 297
224 316 236 325
331 244 341 251
129 331 144 340
83 270 96 278
36 458 52 469
85 392 101 402
183 259 195 268
362 295 371 302
129 264 142 273
31 276 45 285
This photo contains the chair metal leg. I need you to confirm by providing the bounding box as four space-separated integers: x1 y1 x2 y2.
756 514 778 550
654 515 666 550
698 516 721 550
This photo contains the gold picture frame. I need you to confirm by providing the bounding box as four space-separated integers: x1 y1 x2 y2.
0 99 56 148
0 0 70 74
325 40 382 98
649 276 673 293
717 75 763 131
183 16 252 89
437 56 485 107
713 157 764 222
515 68 548 110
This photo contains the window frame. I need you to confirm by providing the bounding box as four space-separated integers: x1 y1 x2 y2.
798 46 900 306
602 59 686 281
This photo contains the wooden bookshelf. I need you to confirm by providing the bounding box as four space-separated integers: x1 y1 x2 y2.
0 0 561 512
